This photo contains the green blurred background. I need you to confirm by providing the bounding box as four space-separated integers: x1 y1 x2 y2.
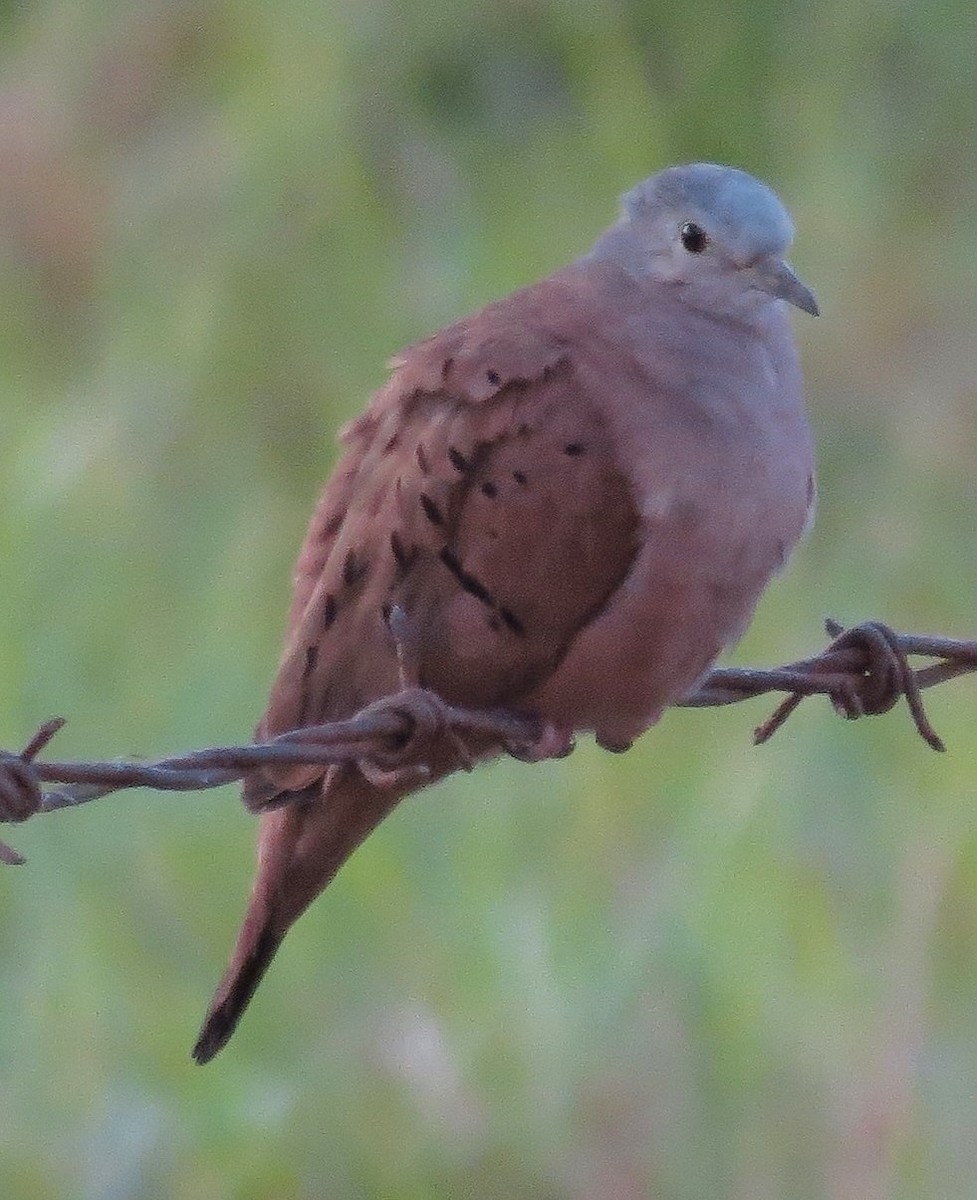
1 1 977 1196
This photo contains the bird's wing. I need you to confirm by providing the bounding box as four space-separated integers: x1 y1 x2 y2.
243 277 643 809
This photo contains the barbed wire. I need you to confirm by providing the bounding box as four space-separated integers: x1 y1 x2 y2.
1 618 975 866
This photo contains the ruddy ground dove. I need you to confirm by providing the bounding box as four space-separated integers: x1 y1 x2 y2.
193 163 818 1063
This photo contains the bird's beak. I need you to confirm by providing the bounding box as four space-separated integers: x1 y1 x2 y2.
747 257 819 316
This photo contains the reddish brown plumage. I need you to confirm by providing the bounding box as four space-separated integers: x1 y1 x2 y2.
194 171 815 1063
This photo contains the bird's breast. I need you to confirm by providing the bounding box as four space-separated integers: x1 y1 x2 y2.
523 315 813 746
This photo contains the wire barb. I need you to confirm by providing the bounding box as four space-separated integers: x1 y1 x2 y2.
0 717 66 864
746 619 946 749
0 619 973 865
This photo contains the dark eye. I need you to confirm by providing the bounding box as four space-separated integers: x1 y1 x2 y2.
680 222 709 253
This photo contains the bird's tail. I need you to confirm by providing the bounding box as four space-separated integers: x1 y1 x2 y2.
192 768 407 1064
192 899 284 1064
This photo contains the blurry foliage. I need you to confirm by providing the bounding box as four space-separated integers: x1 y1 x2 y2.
2 0 977 1197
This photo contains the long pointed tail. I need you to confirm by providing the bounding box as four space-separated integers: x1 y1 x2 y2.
192 909 283 1064
192 769 408 1064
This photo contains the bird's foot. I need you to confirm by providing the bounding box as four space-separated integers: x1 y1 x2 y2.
596 735 634 754
356 758 432 789
355 687 478 787
506 721 576 763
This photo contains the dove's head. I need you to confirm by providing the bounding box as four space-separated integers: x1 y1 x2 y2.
600 163 818 318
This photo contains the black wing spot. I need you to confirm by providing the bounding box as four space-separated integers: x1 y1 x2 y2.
390 531 417 575
420 493 445 526
323 510 345 537
322 594 338 629
343 548 368 586
564 442 585 457
517 423 532 438
447 446 469 473
512 470 527 485
416 444 430 474
486 369 501 386
499 606 525 636
480 481 498 499
302 644 318 680
383 433 400 454
438 547 494 606
299 648 317 722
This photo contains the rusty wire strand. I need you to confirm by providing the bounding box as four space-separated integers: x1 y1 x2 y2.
1 618 975 866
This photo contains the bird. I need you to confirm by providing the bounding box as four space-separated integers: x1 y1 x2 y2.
192 162 818 1064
